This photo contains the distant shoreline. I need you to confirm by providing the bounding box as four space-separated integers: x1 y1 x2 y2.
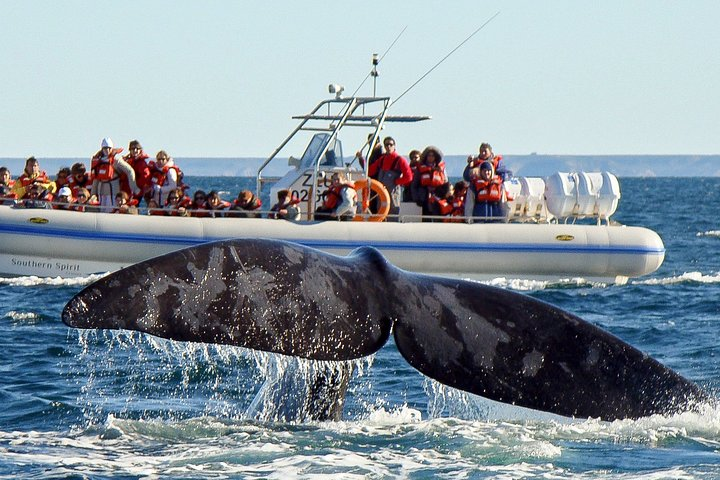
2 155 719 177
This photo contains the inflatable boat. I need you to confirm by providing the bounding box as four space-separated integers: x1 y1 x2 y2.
0 91 665 283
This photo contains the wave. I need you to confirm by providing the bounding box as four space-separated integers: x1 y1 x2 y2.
697 230 720 238
469 277 608 292
633 271 720 285
3 405 720 479
0 273 106 287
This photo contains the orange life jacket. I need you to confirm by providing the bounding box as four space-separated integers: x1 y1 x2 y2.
418 162 447 188
473 177 504 203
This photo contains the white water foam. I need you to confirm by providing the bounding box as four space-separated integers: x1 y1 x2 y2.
0 273 107 287
5 406 719 479
633 271 720 285
697 230 720 238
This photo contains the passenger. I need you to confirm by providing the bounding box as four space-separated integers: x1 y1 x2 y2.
188 190 210 217
148 150 184 206
0 167 16 203
68 162 93 197
164 188 190 216
410 146 447 218
367 136 413 219
427 182 454 221
53 186 74 210
402 149 422 202
356 134 383 169
13 156 52 200
54 167 71 189
449 181 469 221
112 191 138 214
20 184 52 209
269 189 301 220
146 198 164 216
315 172 357 221
464 142 510 182
465 161 509 223
229 190 262 218
123 140 152 203
71 188 96 212
207 190 231 218
90 138 140 210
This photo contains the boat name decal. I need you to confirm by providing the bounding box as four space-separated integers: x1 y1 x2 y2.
28 217 49 224
555 234 575 242
10 257 81 273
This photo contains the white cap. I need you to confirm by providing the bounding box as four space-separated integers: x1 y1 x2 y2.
57 186 72 197
101 137 114 148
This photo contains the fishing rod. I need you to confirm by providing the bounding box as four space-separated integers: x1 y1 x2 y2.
390 11 501 107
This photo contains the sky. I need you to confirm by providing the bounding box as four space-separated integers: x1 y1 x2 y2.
1 0 719 158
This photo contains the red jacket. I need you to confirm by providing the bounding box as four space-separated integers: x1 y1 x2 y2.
368 152 413 186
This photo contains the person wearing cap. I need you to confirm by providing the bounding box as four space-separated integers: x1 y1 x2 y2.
122 140 152 203
90 137 140 211
53 186 74 210
464 142 511 182
464 161 510 222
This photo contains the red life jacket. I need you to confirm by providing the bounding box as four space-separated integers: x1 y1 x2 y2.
123 152 151 191
149 161 184 188
473 177 504 202
93 159 117 182
418 161 447 187
18 171 49 188
68 174 93 197
428 195 453 215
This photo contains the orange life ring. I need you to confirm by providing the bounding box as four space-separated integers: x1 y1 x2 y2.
353 178 390 222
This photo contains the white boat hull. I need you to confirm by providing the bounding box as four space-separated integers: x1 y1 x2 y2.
0 205 665 283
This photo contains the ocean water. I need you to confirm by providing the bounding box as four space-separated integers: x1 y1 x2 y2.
1 176 720 479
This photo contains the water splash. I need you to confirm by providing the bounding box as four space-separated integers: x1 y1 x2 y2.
633 271 720 285
0 273 107 287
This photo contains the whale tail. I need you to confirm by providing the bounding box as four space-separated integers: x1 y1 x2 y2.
62 238 709 421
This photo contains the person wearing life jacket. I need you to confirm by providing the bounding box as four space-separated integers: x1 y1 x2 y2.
269 189 301 221
447 181 469 222
0 166 16 204
71 188 97 212
410 146 447 219
111 191 139 214
427 181 454 222
53 186 74 210
90 138 139 211
207 190 231 218
367 136 413 220
148 150 185 206
315 172 357 221
122 140 152 202
188 190 211 218
465 161 510 222
228 190 263 218
164 188 191 217
67 162 93 198
53 167 71 190
12 156 53 200
464 142 511 182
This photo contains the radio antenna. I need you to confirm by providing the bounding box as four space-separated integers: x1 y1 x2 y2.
391 11 500 107
350 25 408 98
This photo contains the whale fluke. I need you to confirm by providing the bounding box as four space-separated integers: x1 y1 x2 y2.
62 238 708 421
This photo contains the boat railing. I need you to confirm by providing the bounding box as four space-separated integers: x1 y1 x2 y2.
4 198 616 225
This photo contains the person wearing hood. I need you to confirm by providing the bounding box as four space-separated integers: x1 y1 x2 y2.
90 137 140 211
464 161 510 222
410 145 447 219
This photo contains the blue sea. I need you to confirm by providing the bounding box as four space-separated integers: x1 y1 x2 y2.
1 176 720 479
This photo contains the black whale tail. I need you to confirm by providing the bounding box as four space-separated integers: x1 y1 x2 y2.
62 238 710 421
